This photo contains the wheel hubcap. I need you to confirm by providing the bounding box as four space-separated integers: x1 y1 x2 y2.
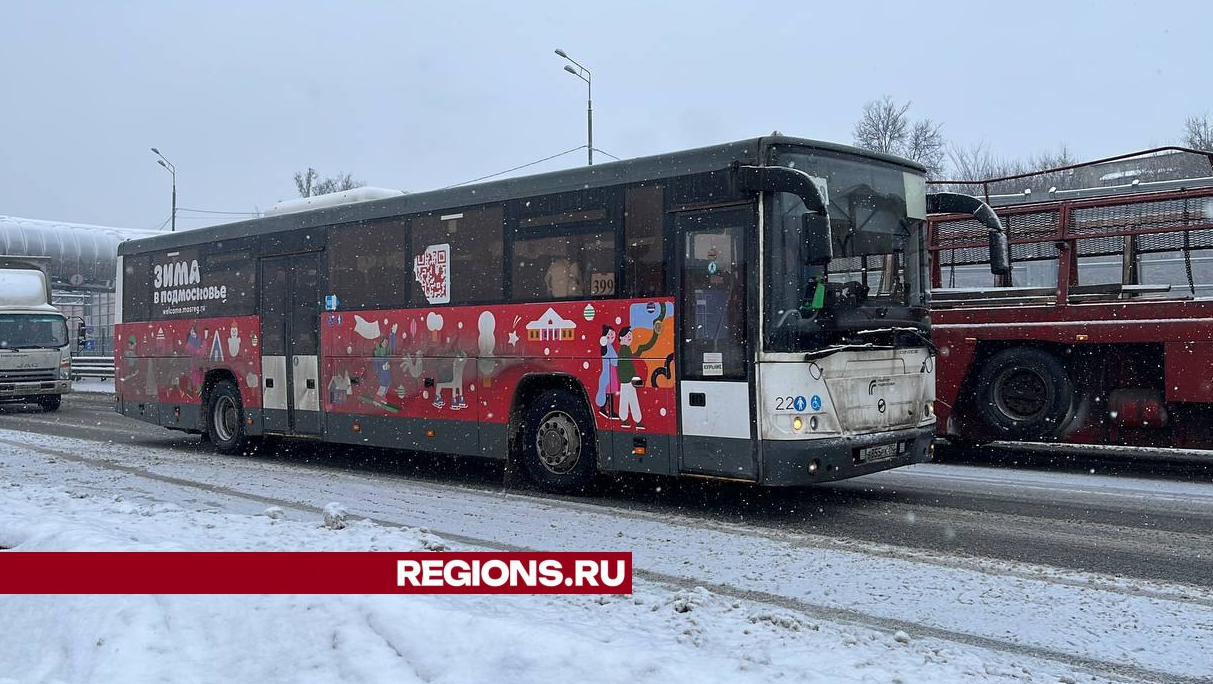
993 368 1049 421
535 411 581 475
214 395 238 442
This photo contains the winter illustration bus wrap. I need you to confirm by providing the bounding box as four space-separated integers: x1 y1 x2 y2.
318 300 676 433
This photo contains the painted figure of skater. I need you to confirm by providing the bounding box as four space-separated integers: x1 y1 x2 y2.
616 320 662 429
372 323 398 398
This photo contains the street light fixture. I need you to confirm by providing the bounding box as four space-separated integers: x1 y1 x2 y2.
151 148 177 232
554 48 592 166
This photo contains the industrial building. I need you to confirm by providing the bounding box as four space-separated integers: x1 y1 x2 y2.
0 215 158 356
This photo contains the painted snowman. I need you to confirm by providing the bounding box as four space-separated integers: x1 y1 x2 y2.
227 323 241 358
477 311 496 387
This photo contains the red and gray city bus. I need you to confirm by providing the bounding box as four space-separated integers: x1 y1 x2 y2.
115 136 1004 491
927 147 1213 453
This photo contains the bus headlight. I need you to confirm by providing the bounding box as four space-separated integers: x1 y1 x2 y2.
792 416 804 431
809 415 818 431
924 402 934 417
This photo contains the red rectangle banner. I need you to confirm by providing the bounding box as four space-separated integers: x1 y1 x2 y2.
0 552 632 594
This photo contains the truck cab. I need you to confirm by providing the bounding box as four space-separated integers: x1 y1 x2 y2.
0 257 72 411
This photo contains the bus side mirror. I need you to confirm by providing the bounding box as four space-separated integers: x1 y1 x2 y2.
989 230 1010 276
803 213 833 266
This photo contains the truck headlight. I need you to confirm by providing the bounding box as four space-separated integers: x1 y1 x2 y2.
59 360 71 380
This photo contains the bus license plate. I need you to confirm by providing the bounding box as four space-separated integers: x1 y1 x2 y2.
860 442 904 462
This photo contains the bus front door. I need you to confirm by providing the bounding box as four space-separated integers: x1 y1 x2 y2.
674 207 757 480
259 253 322 436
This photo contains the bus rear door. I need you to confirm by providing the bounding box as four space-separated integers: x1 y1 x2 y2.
259 253 322 436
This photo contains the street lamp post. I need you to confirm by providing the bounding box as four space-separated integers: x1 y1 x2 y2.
151 148 176 232
554 49 592 166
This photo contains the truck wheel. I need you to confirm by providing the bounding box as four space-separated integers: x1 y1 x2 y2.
38 394 61 412
206 380 248 455
520 389 598 493
975 347 1075 440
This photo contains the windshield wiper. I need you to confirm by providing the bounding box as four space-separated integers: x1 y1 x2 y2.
857 327 937 356
803 342 894 361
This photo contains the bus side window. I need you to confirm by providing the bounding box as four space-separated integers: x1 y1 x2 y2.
328 218 409 309
512 230 615 301
624 185 665 297
411 207 504 305
512 188 618 302
122 254 152 322
204 249 256 317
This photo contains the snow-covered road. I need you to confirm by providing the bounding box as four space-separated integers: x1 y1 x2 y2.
5 392 1211 587
0 476 1105 684
2 427 1211 683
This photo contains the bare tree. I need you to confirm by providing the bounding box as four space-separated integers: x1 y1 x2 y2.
1025 145 1075 172
294 168 366 197
1185 114 1213 152
853 96 911 154
853 96 947 178
906 119 947 179
946 143 1009 181
945 143 1080 194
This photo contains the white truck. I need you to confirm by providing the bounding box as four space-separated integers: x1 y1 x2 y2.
0 257 73 411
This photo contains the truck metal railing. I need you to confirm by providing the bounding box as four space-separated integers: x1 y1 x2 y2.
927 179 1213 304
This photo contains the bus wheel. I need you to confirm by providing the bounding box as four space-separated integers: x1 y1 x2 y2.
520 389 598 493
207 380 248 455
976 347 1075 440
38 394 61 412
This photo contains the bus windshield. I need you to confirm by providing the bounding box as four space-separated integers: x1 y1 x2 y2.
766 147 929 352
0 314 69 350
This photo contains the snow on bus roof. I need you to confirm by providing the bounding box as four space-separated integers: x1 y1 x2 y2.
262 187 407 217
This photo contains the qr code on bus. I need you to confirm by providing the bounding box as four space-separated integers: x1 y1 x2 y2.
413 243 451 304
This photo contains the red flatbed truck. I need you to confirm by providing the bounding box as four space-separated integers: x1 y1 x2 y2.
926 147 1213 452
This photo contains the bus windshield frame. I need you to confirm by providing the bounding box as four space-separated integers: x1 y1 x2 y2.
764 145 929 353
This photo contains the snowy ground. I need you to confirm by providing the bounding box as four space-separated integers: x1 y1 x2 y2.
69 378 114 394
0 478 1102 684
1 430 1210 683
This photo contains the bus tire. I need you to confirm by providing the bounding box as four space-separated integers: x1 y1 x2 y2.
38 394 61 412
206 379 248 455
520 388 598 493
975 347 1075 440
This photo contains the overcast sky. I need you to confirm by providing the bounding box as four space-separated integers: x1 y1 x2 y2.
1 0 1208 231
